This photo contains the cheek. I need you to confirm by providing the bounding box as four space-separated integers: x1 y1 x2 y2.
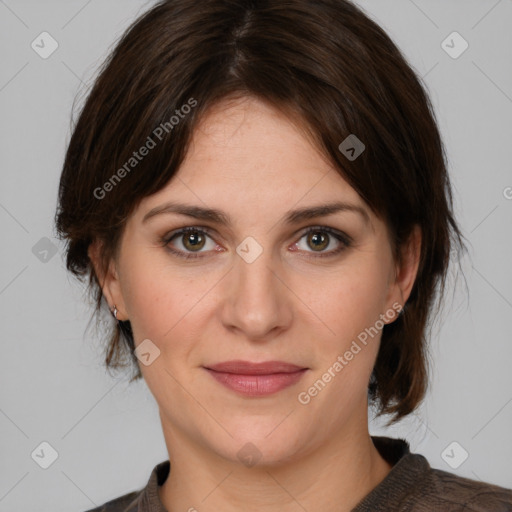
319 264 389 343
118 250 176 342
299 256 390 401
120 251 214 349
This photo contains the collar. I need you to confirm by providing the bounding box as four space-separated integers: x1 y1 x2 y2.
352 436 431 511
136 436 430 512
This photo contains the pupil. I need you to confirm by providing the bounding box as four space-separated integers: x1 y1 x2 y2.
185 232 204 250
310 232 328 251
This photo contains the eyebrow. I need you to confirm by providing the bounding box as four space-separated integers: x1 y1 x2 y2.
142 200 371 228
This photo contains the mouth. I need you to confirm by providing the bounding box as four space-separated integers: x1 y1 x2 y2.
203 360 309 397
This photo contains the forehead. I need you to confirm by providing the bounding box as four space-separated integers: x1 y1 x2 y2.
132 96 377 234
176 97 360 199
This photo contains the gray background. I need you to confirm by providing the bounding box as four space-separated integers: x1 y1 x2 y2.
1 0 511 510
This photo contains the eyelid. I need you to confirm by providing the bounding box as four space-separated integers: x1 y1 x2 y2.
162 225 217 245
161 225 352 259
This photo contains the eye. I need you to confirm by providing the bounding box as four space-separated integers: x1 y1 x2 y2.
161 225 351 261
292 227 351 258
163 227 218 259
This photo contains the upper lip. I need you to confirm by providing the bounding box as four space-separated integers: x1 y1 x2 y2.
204 360 307 375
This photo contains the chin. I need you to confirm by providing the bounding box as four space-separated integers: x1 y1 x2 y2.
209 418 307 468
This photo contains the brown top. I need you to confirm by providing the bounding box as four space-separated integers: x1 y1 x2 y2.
85 436 512 512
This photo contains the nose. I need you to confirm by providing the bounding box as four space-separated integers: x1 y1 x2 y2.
220 243 293 341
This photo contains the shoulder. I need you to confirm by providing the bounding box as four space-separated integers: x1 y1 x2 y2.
81 459 170 512
416 465 512 511
83 490 141 512
363 438 512 511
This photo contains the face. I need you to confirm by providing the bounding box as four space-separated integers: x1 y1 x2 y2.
93 96 419 466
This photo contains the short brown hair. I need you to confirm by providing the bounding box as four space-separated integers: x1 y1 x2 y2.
54 0 467 424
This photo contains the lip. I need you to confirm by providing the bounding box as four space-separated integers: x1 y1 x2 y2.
203 360 308 397
205 360 306 375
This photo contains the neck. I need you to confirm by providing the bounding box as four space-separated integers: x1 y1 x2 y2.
158 410 392 512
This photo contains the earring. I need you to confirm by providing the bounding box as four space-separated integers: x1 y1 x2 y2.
111 305 118 320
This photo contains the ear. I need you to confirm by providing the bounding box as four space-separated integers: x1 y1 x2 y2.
88 239 128 320
384 224 422 321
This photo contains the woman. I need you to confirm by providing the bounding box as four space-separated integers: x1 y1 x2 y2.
54 0 512 510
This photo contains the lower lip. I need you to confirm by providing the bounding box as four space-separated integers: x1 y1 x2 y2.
204 368 308 397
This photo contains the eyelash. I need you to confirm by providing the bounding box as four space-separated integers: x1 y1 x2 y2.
160 226 352 261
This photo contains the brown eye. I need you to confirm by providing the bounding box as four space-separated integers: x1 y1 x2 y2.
164 227 217 258
182 230 206 251
306 231 329 252
294 226 351 259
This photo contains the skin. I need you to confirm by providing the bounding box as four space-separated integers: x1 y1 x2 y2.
89 96 421 512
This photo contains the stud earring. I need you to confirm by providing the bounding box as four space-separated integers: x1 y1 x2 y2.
111 305 118 320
